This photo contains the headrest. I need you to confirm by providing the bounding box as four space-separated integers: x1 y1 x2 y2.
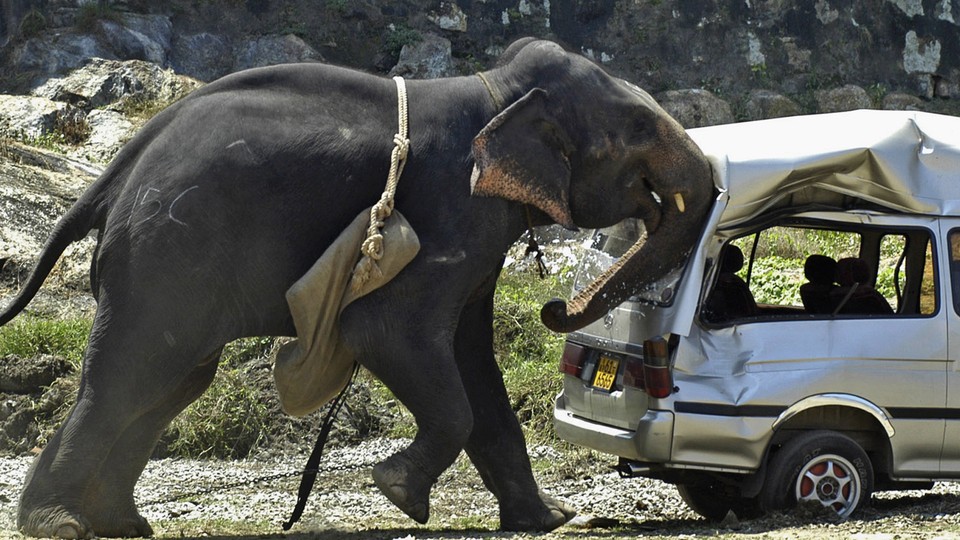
720 245 744 273
836 257 870 286
804 254 837 285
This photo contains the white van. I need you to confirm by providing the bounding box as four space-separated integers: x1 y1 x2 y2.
554 110 960 520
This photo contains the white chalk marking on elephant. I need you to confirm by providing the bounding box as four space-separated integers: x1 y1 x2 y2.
126 184 144 227
225 139 247 149
168 186 200 227
163 331 176 347
130 187 163 227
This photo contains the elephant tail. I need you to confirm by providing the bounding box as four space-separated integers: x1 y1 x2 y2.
0 161 118 327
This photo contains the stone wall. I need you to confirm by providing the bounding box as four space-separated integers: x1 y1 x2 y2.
1 0 959 128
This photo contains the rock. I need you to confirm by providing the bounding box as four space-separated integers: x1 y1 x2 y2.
169 32 234 82
428 2 468 32
69 109 134 163
96 13 173 66
0 142 100 309
32 58 201 110
656 89 734 128
0 354 71 394
743 89 802 120
0 95 67 139
390 33 455 80
882 92 925 110
814 84 873 113
8 32 114 81
234 34 324 72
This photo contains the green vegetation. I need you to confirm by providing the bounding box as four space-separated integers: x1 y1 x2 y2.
18 110 92 152
0 251 573 457
384 24 422 57
0 316 92 369
493 266 570 441
75 1 123 32
18 8 47 39
164 364 270 459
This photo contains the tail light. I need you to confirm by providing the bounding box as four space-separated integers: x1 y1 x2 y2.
559 342 586 377
643 336 674 398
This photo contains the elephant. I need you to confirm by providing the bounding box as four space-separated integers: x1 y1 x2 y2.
0 37 713 538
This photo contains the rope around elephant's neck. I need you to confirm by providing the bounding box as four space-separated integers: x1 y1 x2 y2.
352 76 410 292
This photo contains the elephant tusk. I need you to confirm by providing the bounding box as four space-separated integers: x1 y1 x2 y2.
674 192 686 213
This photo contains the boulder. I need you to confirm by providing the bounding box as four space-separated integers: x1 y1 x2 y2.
0 94 69 140
70 109 134 163
882 93 925 111
96 13 173 66
234 34 324 72
390 33 455 80
656 89 734 128
9 33 113 80
32 58 201 109
0 142 100 318
169 32 234 82
743 89 802 120
814 85 872 113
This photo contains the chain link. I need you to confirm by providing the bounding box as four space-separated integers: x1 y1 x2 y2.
139 460 378 507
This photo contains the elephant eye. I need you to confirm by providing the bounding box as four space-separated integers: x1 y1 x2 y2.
633 118 650 138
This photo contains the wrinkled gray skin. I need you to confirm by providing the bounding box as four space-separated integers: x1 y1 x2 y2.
0 38 713 538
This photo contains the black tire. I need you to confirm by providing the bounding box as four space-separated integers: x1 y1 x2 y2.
677 482 762 521
760 430 873 519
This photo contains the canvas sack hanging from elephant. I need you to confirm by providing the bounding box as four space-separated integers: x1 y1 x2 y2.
0 37 714 538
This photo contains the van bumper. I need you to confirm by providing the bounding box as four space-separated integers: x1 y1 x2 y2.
554 393 674 462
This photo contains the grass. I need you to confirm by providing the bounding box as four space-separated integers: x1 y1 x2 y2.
0 316 91 369
0 257 573 457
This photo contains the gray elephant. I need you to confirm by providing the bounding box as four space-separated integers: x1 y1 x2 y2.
0 38 713 538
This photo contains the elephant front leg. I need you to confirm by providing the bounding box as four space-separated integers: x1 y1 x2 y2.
454 293 576 532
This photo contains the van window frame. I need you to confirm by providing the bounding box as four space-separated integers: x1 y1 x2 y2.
700 217 940 327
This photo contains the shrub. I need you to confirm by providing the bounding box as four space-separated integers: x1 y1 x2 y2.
0 317 92 369
163 365 270 459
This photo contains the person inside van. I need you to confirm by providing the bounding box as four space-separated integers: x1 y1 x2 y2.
702 245 758 322
800 254 838 314
829 257 894 315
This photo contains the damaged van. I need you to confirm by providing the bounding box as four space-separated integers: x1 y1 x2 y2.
554 110 960 520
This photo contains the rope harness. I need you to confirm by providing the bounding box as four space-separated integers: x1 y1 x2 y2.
476 72 548 278
285 77 412 529
351 76 411 292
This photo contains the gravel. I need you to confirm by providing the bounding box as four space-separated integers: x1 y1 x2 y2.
2 438 960 539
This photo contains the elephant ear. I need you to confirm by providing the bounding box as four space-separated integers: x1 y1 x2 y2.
470 88 576 229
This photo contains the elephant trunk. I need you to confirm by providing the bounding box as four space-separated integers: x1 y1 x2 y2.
541 153 713 334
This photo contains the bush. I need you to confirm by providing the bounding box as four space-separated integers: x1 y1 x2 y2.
0 317 91 369
162 365 270 459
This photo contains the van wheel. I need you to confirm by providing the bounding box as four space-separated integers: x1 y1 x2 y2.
677 482 761 521
760 430 873 519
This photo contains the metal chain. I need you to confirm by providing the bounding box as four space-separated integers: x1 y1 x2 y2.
138 460 378 507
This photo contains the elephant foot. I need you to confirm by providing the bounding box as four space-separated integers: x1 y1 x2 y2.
500 490 577 532
88 511 154 538
372 453 435 524
18 504 94 539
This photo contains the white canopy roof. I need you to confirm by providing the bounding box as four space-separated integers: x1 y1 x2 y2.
686 110 960 228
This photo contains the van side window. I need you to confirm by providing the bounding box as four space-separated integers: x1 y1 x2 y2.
949 230 960 315
702 225 936 323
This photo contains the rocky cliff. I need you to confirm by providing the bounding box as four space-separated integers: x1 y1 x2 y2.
0 0 957 309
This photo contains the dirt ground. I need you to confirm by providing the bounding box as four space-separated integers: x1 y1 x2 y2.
2 438 960 539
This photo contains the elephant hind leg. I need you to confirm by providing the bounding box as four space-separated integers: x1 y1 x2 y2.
82 350 222 537
17 307 226 539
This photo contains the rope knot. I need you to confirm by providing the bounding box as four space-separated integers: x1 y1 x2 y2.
352 76 409 292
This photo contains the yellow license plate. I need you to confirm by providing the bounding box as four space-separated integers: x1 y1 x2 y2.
592 355 620 391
